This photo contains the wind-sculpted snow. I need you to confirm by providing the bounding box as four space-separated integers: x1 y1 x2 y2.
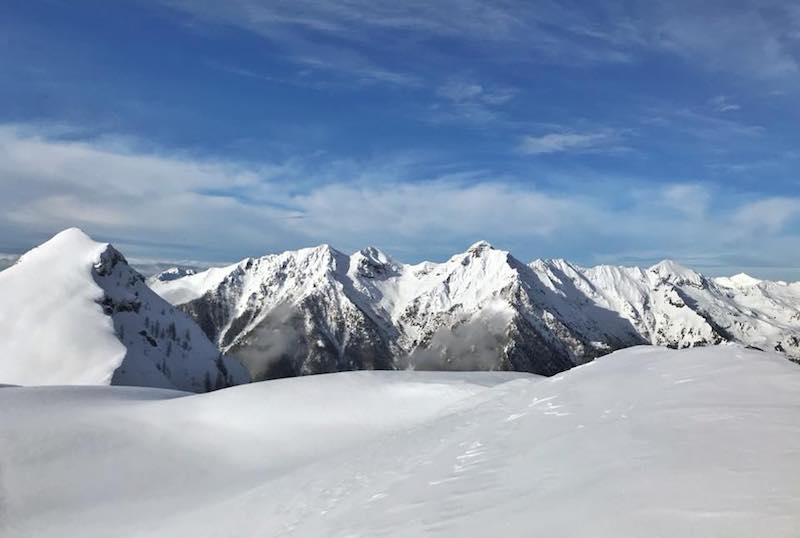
0 229 248 391
1 346 798 537
151 240 800 380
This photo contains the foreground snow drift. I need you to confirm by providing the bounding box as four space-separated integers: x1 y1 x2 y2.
1 346 799 537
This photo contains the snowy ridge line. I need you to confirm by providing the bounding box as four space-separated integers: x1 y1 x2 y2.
149 240 800 379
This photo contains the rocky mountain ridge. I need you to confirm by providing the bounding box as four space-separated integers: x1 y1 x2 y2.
149 241 800 379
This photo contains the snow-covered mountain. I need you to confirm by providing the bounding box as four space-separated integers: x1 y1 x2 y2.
2 345 798 537
0 228 249 391
149 240 800 380
552 258 800 357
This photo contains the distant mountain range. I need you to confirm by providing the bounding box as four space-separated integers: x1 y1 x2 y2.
148 239 800 381
1 229 797 390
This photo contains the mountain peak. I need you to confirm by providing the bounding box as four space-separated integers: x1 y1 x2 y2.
51 227 93 242
293 244 344 265
352 246 399 279
649 259 690 273
309 243 335 253
18 227 107 269
467 240 495 253
648 259 704 287
357 246 392 265
42 227 100 251
729 272 762 287
715 272 762 289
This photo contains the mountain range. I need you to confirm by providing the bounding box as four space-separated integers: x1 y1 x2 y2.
148 239 800 381
1 229 797 390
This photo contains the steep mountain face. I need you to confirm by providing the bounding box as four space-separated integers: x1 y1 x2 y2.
151 242 800 379
150 242 644 379
0 229 249 390
153 245 403 380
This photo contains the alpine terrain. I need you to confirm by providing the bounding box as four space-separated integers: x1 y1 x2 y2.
149 240 800 380
0 228 249 391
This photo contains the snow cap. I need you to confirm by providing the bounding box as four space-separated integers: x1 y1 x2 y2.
467 240 495 254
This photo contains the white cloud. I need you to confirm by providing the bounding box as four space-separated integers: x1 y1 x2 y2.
648 2 800 82
1 123 798 275
661 183 710 218
519 130 623 155
437 80 515 105
709 95 740 113
733 197 800 235
432 79 517 124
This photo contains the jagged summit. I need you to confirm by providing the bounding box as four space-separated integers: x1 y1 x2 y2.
355 246 394 265
466 240 495 253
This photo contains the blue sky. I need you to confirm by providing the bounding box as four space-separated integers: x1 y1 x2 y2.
1 1 799 278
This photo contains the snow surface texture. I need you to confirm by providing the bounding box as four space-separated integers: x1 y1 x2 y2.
1 345 798 537
150 241 800 380
0 229 248 391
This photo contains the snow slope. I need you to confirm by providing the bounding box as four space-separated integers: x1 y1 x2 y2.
150 241 800 380
0 228 248 391
1 345 798 537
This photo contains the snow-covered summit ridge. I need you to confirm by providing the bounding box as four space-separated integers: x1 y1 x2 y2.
0 228 248 390
150 240 800 379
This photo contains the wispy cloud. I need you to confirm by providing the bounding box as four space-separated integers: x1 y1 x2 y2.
430 79 517 124
437 80 515 105
709 95 740 113
519 130 625 155
164 0 800 91
661 183 711 218
641 105 764 143
733 197 800 236
163 0 639 93
647 1 800 83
